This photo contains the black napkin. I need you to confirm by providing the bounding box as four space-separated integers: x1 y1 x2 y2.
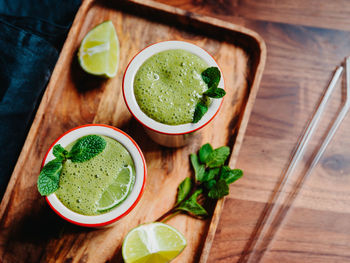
0 0 81 199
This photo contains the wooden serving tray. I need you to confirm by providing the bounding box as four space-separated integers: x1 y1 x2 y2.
0 0 266 262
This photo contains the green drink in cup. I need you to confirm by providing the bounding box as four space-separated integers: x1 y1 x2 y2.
38 124 146 227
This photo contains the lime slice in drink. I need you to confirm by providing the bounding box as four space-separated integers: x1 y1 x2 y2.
122 222 187 263
97 165 134 211
78 20 119 78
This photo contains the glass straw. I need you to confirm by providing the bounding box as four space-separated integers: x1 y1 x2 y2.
244 63 346 263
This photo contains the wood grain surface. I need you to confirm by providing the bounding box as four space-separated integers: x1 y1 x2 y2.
0 0 266 262
155 0 350 262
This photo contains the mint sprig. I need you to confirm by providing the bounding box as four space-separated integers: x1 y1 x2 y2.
156 143 243 222
198 143 213 163
176 177 192 205
203 87 226 98
37 159 63 196
190 153 205 182
208 179 229 199
202 167 220 183
192 67 225 123
202 67 221 88
220 166 243 184
205 146 230 168
68 135 106 163
192 102 208 124
53 144 68 161
37 135 106 196
177 189 208 217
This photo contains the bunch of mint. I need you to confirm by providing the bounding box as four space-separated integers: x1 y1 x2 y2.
193 67 226 123
37 135 106 196
157 143 243 221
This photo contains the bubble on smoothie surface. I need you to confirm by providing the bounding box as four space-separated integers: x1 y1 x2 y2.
134 49 211 125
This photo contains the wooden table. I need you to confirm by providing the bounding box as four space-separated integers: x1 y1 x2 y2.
155 0 350 262
1 1 349 262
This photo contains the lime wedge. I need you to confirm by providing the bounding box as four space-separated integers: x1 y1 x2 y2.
97 165 134 211
122 222 187 263
78 21 119 78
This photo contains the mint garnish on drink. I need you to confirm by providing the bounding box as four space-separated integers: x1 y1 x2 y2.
37 135 106 196
156 143 243 221
192 67 226 123
193 102 209 124
37 159 63 196
52 144 68 161
201 67 221 88
203 87 226 98
68 135 106 163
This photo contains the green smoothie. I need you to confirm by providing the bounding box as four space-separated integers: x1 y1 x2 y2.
134 49 210 125
55 135 135 215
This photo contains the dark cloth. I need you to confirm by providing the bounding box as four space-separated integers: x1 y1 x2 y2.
0 0 81 199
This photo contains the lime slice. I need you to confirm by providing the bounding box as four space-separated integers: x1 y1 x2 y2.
97 165 134 211
122 222 187 263
78 20 119 78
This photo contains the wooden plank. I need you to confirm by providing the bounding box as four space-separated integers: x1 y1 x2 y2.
156 0 350 31
0 0 265 262
205 198 350 262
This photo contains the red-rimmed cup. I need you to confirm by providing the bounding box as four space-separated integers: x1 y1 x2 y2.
123 41 224 147
43 124 146 227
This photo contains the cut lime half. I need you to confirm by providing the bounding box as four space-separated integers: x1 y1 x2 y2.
78 20 119 78
97 165 134 212
122 222 187 263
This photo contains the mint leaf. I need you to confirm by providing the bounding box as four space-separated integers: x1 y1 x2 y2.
37 159 63 196
201 67 221 88
176 177 192 205
203 88 226 98
208 179 229 199
220 166 243 184
68 135 106 163
53 144 68 160
199 143 213 163
190 153 205 182
203 179 216 190
202 167 220 182
193 102 208 123
177 189 208 217
205 146 230 168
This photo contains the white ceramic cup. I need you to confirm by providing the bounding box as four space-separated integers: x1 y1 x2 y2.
123 40 224 147
43 124 147 227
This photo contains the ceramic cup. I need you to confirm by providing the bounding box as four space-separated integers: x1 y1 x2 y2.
43 124 146 227
123 40 224 147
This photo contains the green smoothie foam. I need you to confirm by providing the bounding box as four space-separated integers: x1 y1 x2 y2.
133 49 210 125
55 135 135 215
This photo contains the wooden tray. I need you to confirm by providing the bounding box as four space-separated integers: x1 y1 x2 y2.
0 0 266 262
